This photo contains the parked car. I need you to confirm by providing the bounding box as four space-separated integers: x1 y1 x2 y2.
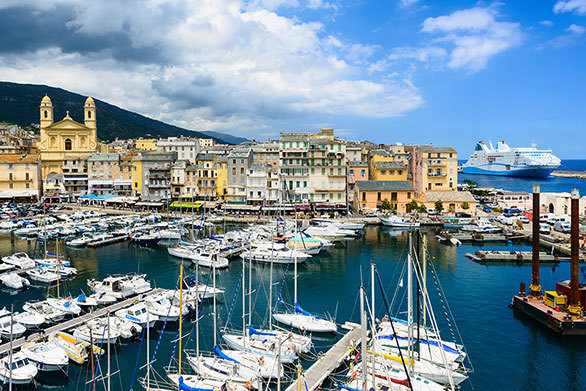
517 216 530 224
427 208 438 216
483 205 492 213
539 223 551 234
455 212 471 218
554 221 571 233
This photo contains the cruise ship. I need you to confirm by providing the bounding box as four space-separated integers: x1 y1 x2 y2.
461 141 561 178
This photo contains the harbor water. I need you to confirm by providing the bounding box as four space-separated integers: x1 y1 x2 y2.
1 225 585 391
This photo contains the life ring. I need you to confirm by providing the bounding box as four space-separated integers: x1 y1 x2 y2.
382 316 389 322
246 381 252 389
351 371 357 379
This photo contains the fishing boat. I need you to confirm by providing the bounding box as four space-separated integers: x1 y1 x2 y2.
0 272 30 289
50 331 104 364
87 276 134 298
21 333 69 372
75 293 99 310
0 351 38 384
2 252 36 269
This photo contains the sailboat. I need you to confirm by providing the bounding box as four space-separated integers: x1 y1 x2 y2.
272 218 337 333
186 256 264 389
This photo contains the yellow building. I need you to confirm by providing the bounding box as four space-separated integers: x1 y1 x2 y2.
368 150 394 180
215 156 228 200
371 161 408 181
417 191 476 214
135 138 158 151
0 154 42 201
408 145 458 194
39 95 98 179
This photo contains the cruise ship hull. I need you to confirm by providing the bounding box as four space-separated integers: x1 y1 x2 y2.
461 164 558 178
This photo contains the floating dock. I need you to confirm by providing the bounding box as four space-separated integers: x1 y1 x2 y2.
0 288 163 355
285 323 361 391
466 251 559 263
512 295 586 335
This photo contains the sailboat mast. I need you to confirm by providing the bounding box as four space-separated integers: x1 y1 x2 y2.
294 212 298 304
196 260 199 359
90 330 96 391
107 311 111 391
56 238 60 299
146 311 150 391
422 235 427 328
179 263 183 375
8 305 13 391
269 225 275 330
242 251 246 337
360 286 367 391
213 256 217 347
407 232 414 377
248 248 252 327
370 263 376 391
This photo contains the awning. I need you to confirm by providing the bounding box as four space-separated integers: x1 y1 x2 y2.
222 204 261 211
135 201 164 207
80 194 98 199
170 202 202 208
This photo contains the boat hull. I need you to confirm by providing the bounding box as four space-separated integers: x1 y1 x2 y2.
461 164 558 178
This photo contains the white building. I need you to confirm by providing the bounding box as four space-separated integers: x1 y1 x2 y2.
157 137 200 163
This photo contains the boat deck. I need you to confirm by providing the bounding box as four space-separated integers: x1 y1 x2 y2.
0 288 163 355
285 324 361 391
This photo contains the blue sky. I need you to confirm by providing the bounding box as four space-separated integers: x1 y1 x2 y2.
0 0 585 157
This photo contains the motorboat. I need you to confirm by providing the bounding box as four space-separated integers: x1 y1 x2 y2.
168 246 230 269
2 252 36 269
26 267 60 284
0 272 30 289
312 219 365 231
75 293 99 310
116 273 152 294
0 316 26 340
21 333 69 372
46 297 82 317
0 263 15 273
379 215 420 228
34 257 71 268
50 331 104 364
73 318 120 344
302 226 354 241
87 276 134 299
145 294 181 322
131 231 160 247
286 237 322 255
115 303 157 328
89 292 118 305
0 351 38 385
22 301 65 323
108 316 143 339
67 235 93 247
14 311 46 329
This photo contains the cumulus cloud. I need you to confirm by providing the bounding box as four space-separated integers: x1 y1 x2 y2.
539 20 554 27
554 0 586 15
567 24 586 35
0 0 421 135
421 7 523 72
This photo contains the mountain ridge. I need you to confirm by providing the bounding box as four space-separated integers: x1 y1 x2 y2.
0 81 248 145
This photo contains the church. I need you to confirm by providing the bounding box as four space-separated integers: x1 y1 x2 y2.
38 95 100 179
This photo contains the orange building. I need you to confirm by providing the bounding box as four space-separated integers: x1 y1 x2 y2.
354 180 414 212
348 161 368 202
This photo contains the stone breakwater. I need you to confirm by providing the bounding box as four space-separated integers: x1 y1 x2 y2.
552 170 586 179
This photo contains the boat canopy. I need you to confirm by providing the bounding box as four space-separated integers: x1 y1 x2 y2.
295 302 323 320
248 325 276 337
213 345 239 363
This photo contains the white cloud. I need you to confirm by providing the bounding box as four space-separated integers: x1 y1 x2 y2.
567 23 586 35
539 20 554 27
554 0 586 15
400 0 420 7
0 0 422 135
421 7 523 72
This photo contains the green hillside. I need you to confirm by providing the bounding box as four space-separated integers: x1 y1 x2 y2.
0 81 239 144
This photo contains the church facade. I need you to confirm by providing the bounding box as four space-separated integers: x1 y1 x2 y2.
39 95 98 179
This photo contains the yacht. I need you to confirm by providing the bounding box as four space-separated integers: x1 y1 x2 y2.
0 316 26 340
23 301 65 323
115 303 157 328
462 140 561 177
14 311 46 329
2 252 36 269
21 333 69 372
0 352 38 385
0 272 30 289
379 215 420 228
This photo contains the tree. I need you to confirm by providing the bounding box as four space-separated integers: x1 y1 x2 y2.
380 198 392 211
463 179 478 188
417 204 427 213
407 199 419 213
461 201 470 210
434 200 444 214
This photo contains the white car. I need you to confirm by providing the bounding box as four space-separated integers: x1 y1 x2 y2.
539 223 551 234
517 216 530 224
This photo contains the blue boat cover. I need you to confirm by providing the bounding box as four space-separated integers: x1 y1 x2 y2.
178 376 214 391
248 325 276 337
214 345 239 363
377 335 458 354
77 294 86 302
295 302 323 320
338 385 361 391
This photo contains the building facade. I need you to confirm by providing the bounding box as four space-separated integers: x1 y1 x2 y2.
131 151 176 201
0 155 42 201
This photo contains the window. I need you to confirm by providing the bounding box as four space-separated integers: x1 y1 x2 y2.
349 169 354 175
9 173 13 180
381 170 386 175
25 173 29 180
44 110 48 119
9 183 13 189
360 170 366 176
407 192 411 199
391 192 397 201
64 138 72 151
7 164 13 170
303 181 307 188
321 168 325 175
296 181 300 188
377 192 382 201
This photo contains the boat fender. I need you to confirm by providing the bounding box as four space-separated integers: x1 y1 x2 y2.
246 381 252 389
351 371 357 379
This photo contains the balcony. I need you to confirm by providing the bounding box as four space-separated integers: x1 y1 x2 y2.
148 182 169 189
427 160 445 167
427 172 447 177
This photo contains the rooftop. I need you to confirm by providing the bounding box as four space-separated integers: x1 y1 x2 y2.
423 191 475 202
374 161 407 170
349 161 368 167
87 153 119 162
355 180 414 192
